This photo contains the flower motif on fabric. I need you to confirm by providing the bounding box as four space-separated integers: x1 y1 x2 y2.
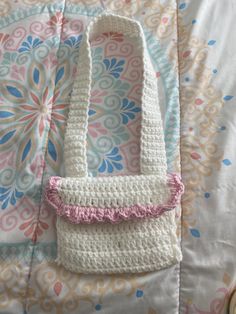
0 194 52 241
0 59 70 176
98 147 123 173
46 11 69 28
102 32 124 42
19 87 52 137
18 36 43 53
0 186 23 210
64 35 82 48
19 215 49 242
103 58 125 78
0 168 34 210
120 98 141 124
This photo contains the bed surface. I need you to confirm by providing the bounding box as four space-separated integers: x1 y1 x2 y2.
0 1 235 313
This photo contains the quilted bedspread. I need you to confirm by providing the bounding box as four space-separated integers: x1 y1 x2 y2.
0 1 235 313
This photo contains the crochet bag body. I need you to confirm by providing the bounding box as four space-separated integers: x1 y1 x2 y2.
45 13 184 274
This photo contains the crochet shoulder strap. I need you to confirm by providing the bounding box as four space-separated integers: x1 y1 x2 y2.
64 13 167 178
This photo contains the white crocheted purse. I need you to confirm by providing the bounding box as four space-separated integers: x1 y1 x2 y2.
46 13 184 274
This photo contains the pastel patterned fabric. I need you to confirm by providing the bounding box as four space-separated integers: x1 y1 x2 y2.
0 0 235 313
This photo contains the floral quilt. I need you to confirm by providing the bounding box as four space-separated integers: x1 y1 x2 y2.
0 1 235 313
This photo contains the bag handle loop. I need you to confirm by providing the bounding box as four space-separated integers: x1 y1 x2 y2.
64 13 167 178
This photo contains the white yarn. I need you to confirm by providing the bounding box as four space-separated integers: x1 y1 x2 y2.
56 212 182 274
64 12 167 178
55 12 182 274
58 174 170 208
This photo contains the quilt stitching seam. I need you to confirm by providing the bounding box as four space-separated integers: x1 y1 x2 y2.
23 1 67 312
176 1 184 313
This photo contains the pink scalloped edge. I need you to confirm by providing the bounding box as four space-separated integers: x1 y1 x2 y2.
45 173 184 224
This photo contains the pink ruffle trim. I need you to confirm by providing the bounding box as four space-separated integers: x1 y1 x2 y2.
45 174 184 224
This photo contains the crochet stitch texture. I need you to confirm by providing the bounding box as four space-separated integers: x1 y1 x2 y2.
45 12 184 274
46 173 183 224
